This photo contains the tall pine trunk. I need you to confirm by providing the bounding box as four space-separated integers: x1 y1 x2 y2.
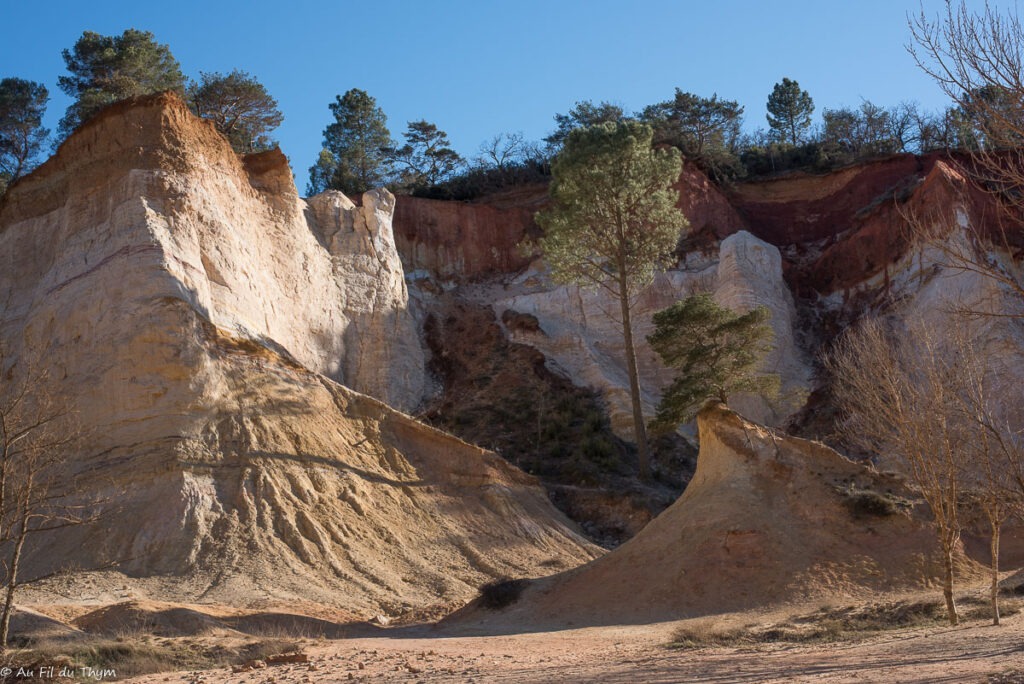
617 275 650 480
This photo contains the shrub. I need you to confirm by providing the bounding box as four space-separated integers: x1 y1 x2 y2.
840 486 912 519
478 579 530 610
670 620 749 648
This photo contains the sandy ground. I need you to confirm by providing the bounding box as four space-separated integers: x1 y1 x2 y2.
121 610 1024 684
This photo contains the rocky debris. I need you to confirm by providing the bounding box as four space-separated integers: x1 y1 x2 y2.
0 93 599 613
451 404 980 627
418 295 694 545
264 652 309 665
500 309 541 334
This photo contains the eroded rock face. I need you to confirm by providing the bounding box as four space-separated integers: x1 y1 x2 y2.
674 161 748 240
389 162 744 284
492 231 808 437
306 189 425 411
2 93 424 411
866 208 1024 434
728 153 928 247
454 405 975 627
493 267 710 439
0 93 597 612
713 231 813 424
392 191 541 280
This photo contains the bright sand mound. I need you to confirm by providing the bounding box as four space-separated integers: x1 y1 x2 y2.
452 404 980 628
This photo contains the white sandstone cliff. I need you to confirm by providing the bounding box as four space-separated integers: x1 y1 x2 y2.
713 230 813 424
306 189 425 411
492 230 811 437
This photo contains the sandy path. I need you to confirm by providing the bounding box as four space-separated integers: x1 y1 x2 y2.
124 611 1024 684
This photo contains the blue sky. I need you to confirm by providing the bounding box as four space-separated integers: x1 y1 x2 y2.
0 0 990 193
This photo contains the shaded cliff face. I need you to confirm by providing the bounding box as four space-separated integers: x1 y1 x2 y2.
0 94 598 613
393 187 544 280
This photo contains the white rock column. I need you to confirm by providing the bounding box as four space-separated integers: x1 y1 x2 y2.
713 230 812 425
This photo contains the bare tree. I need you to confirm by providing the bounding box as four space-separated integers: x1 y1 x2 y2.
908 2 1024 309
0 345 103 650
827 317 971 625
899 199 1024 321
948 323 1024 624
900 1 1024 624
476 132 531 171
894 198 1024 624
909 1 1024 211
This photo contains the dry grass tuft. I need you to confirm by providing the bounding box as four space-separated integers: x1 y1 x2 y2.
669 619 751 648
0 635 303 680
670 597 1021 649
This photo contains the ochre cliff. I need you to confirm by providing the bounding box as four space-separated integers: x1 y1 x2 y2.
729 154 929 243
391 162 744 282
674 161 749 241
393 189 542 280
726 152 1004 298
0 93 598 613
398 148 1024 504
4 92 1023 621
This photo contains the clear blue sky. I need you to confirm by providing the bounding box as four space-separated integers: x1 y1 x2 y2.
0 0 990 193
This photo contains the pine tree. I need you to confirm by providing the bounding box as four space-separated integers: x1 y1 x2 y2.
535 121 688 479
544 100 629 150
309 88 393 196
0 78 49 191
57 29 185 139
648 294 778 431
386 120 464 191
766 78 815 145
187 70 283 154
